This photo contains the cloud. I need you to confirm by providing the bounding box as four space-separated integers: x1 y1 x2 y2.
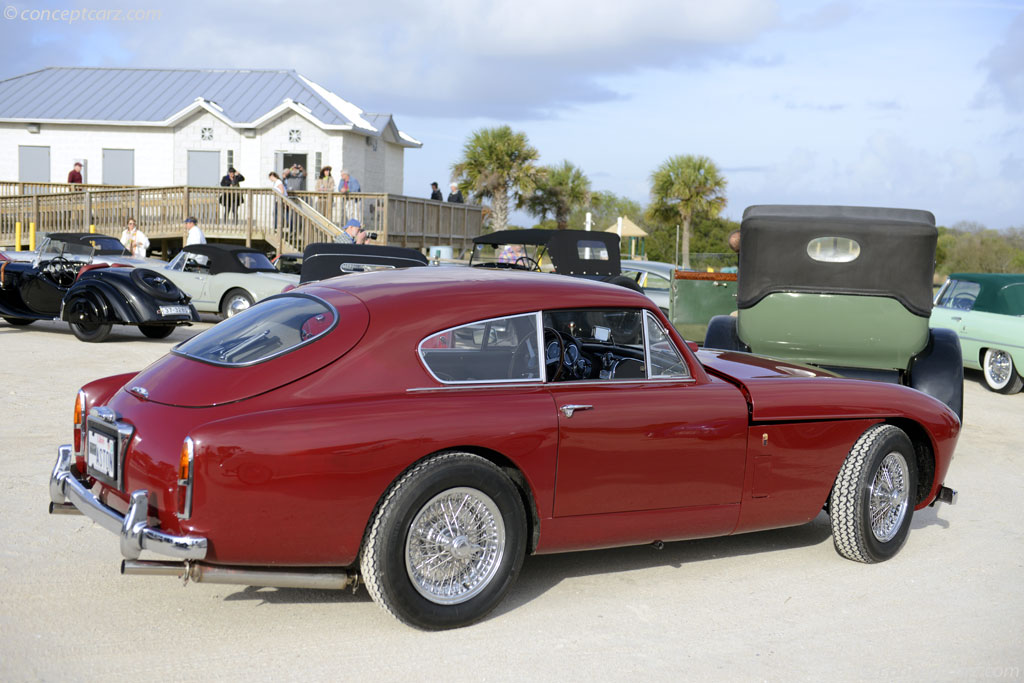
975 11 1024 111
0 0 781 119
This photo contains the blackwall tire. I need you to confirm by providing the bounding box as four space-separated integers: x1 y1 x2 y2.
982 348 1023 394
69 320 113 343
360 452 527 630
129 268 182 302
829 424 918 564
138 324 175 339
220 289 254 318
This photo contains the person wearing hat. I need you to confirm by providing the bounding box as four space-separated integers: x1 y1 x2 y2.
430 182 443 201
184 217 206 246
335 218 369 245
219 166 246 222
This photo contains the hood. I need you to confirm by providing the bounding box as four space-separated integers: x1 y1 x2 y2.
697 349 837 382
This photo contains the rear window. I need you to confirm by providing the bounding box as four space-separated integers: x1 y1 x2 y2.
174 294 337 366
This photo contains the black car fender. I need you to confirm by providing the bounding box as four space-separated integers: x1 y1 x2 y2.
907 327 964 422
62 276 141 324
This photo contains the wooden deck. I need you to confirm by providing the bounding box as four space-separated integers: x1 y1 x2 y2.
0 181 483 256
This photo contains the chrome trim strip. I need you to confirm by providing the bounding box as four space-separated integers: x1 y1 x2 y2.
49 445 208 561
405 377 699 393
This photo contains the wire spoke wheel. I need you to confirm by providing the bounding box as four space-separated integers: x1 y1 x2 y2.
405 487 505 605
868 452 910 542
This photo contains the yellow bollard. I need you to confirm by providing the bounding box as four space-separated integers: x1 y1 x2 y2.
90 224 96 233
29 222 36 251
15 221 21 251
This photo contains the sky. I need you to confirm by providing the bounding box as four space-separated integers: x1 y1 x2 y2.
2 0 1022 229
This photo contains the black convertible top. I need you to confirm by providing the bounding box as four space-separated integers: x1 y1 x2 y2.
44 232 128 256
738 205 937 317
181 243 276 274
300 243 429 283
473 229 621 277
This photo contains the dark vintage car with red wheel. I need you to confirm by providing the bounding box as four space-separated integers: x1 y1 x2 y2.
48 268 959 629
1 240 198 342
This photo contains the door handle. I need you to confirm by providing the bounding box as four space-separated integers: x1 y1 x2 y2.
951 316 961 322
559 404 593 418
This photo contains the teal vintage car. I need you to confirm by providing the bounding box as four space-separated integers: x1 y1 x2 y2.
931 273 1024 394
705 205 964 419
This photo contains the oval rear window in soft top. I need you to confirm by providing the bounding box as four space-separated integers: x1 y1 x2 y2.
175 294 337 366
806 236 861 263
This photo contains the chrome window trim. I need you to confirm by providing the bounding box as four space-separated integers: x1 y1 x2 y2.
418 311 542 385
406 377 698 393
171 292 338 368
643 310 692 380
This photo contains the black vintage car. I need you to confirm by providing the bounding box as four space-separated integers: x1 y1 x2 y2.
0 241 198 342
470 229 642 292
299 243 429 284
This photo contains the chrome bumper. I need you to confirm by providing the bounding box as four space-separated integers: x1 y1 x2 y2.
49 444 208 561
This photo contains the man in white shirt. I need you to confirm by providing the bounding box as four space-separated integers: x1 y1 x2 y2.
184 217 206 246
120 218 150 258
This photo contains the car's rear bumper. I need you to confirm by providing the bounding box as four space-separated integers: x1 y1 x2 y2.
48 444 208 561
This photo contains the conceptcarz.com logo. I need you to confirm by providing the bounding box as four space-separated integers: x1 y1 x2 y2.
3 5 162 23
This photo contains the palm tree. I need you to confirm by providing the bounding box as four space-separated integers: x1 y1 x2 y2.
451 126 542 232
527 161 592 230
645 155 728 269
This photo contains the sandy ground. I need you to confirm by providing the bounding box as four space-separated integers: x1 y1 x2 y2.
1 317 1022 682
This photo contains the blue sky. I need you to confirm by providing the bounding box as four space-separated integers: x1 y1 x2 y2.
3 0 1021 229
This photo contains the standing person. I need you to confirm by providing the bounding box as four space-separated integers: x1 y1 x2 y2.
120 218 150 258
184 216 206 246
67 162 83 184
315 166 335 192
269 171 290 231
284 164 306 194
337 170 360 194
219 167 246 222
447 182 464 203
430 182 443 201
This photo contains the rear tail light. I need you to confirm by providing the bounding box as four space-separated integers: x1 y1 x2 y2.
73 390 86 459
176 437 195 520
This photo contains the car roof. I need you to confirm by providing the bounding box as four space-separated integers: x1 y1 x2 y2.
181 243 271 273
300 266 653 328
948 272 1024 315
738 205 937 317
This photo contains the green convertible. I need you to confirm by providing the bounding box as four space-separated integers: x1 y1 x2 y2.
931 273 1024 394
705 205 964 419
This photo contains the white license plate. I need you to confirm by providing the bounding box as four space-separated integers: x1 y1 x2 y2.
87 429 117 480
159 305 190 316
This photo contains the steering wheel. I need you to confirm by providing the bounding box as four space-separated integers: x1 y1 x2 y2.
542 327 565 381
951 293 976 311
514 255 541 272
43 256 77 287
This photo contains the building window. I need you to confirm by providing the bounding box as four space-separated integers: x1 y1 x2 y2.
201 127 213 141
227 150 234 168
289 129 302 143
315 152 322 176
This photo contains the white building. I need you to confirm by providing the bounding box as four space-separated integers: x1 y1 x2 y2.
0 67 421 192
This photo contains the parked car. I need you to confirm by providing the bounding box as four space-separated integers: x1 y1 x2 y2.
49 268 959 629
298 242 429 284
0 239 197 342
470 229 642 291
272 252 303 275
2 231 164 268
705 205 964 419
159 243 298 318
620 259 675 315
931 272 1024 394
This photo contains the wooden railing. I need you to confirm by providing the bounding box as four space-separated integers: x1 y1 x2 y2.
0 180 130 196
0 184 483 255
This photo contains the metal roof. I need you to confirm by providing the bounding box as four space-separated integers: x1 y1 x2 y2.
0 67 420 145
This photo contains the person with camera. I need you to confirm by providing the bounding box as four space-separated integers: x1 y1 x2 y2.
334 218 372 245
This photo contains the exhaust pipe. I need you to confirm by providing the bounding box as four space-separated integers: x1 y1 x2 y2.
121 560 353 590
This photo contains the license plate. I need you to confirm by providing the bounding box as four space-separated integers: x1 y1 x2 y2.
87 428 117 480
159 305 190 316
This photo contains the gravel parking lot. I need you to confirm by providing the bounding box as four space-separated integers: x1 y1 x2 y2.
2 319 1022 682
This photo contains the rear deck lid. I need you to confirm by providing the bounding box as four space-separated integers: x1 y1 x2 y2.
125 291 368 407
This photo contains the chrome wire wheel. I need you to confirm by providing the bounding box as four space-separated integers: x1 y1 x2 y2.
868 452 910 543
405 486 505 605
984 349 1012 389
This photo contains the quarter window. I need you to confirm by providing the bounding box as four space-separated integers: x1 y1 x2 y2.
645 313 691 378
419 313 541 383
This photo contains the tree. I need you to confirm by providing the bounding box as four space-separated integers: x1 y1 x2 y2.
567 190 643 232
526 160 591 230
645 155 727 269
451 126 542 232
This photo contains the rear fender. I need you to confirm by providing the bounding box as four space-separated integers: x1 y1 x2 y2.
62 279 138 324
908 327 964 422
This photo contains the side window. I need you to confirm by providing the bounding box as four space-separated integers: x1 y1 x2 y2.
645 273 671 292
419 313 540 383
645 312 691 379
936 280 980 311
167 251 187 272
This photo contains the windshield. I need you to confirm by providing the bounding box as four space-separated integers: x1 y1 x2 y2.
471 242 547 269
174 294 337 366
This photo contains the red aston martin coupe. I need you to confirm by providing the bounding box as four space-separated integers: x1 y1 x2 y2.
49 267 959 629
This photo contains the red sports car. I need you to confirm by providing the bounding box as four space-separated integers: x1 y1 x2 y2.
49 268 959 629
